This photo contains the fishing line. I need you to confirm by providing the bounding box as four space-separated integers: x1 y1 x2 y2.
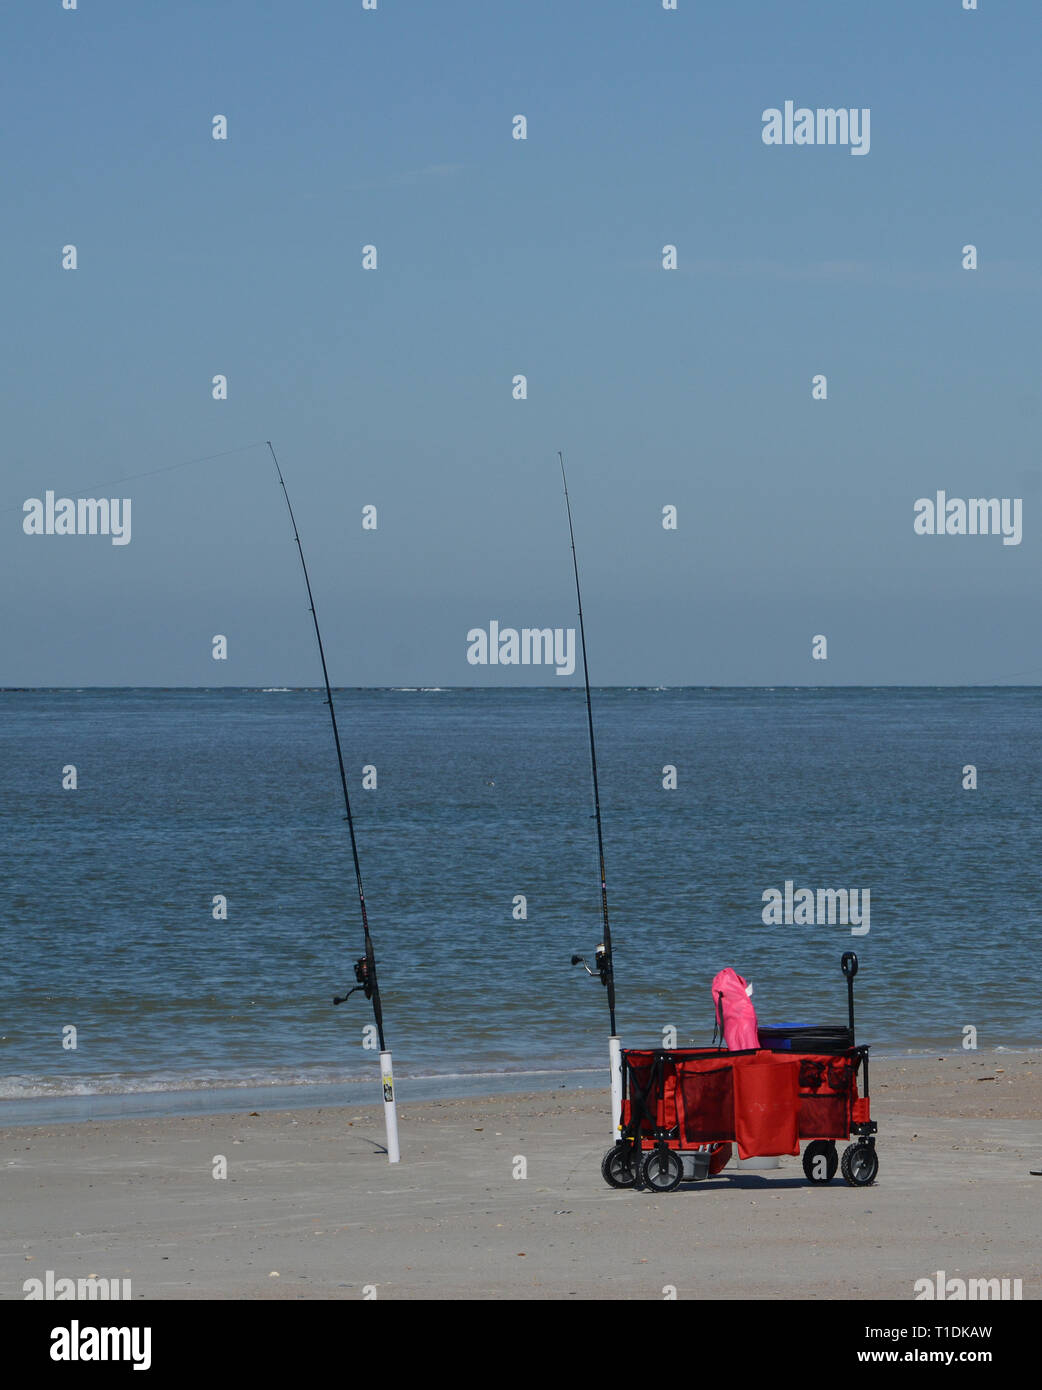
3 440 268 516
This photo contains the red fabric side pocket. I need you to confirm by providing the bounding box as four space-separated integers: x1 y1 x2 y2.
709 1142 732 1174
732 1053 800 1159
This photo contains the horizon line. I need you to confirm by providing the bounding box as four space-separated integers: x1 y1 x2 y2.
2 685 1039 693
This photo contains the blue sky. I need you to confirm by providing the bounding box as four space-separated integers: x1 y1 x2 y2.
2 0 1040 684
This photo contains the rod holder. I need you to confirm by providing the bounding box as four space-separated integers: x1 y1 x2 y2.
380 1050 400 1164
608 1036 623 1140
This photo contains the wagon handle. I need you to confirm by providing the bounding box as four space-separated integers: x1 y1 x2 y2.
841 952 858 1039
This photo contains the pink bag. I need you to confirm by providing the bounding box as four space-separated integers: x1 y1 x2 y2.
712 968 759 1050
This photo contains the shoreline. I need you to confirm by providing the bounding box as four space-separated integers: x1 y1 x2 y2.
3 1054 1040 1300
4 1045 1040 1129
0 1067 606 1129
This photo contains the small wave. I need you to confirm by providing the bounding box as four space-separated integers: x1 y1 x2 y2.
0 1062 608 1103
0 1070 364 1101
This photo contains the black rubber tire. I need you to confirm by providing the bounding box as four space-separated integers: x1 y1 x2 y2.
601 1145 639 1189
841 1141 879 1187
641 1148 684 1193
802 1140 839 1184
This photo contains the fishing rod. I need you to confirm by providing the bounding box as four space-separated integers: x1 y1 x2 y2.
559 452 623 1138
267 441 399 1164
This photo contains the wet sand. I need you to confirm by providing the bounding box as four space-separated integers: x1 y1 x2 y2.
2 1055 1040 1300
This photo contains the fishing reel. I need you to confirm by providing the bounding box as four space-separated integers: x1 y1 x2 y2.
333 956 374 1006
571 942 612 990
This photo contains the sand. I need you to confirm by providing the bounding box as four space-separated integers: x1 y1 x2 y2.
2 1055 1040 1300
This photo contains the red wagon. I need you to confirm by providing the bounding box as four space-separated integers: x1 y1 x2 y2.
601 953 879 1191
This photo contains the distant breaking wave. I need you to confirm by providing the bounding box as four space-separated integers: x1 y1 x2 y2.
0 1062 609 1102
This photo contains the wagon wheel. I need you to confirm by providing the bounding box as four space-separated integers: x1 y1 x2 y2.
601 1144 640 1189
641 1148 683 1193
802 1140 839 1184
841 1141 879 1187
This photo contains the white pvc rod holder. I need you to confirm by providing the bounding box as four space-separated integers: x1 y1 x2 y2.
380 1050 400 1164
609 1036 623 1141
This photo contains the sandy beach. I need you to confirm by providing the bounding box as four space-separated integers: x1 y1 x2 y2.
2 1055 1040 1301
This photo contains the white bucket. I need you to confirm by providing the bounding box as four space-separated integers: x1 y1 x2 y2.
734 1153 781 1171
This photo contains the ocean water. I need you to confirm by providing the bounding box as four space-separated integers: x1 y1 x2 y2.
1 688 1039 1118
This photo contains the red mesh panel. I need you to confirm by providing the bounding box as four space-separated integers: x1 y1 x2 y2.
794 1051 856 1137
675 1062 735 1143
798 1092 850 1139
798 1058 827 1091
827 1057 852 1092
798 1054 852 1093
851 1096 871 1124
